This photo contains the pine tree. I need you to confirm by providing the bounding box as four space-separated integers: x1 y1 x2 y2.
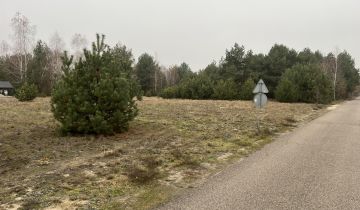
275 64 332 104
51 34 141 134
239 78 255 100
135 53 159 96
275 78 298 102
27 40 53 95
15 82 38 101
212 79 239 100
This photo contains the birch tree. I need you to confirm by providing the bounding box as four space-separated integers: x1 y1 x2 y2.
165 65 180 86
332 47 340 100
10 12 36 83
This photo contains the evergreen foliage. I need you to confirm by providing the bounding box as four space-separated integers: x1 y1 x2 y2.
134 53 167 96
212 79 239 100
275 78 299 102
177 74 213 99
0 32 358 104
15 82 38 101
160 69 212 99
239 78 255 100
159 43 359 102
338 52 360 94
51 34 141 134
135 53 158 96
177 62 194 82
27 40 53 96
160 86 178 99
263 44 298 97
220 43 247 84
275 64 332 104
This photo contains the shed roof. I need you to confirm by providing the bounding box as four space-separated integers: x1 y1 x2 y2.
0 81 14 89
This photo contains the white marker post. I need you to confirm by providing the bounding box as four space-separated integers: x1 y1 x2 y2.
253 79 268 133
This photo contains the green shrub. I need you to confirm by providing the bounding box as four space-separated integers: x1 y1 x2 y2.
275 78 298 102
177 81 193 99
275 64 332 104
160 86 179 98
15 83 38 101
212 79 239 100
191 74 214 99
179 74 214 99
239 78 255 100
161 74 214 100
51 34 141 135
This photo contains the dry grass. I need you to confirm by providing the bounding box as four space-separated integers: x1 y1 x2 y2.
0 97 326 209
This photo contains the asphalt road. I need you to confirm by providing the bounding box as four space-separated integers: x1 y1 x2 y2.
158 97 360 210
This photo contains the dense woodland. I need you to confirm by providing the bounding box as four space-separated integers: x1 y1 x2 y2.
1 13 359 104
158 44 360 104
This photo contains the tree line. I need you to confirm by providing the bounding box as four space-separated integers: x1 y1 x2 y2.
0 13 87 96
1 13 359 104
155 44 360 103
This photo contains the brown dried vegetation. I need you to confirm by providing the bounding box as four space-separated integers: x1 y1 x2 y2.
0 97 326 209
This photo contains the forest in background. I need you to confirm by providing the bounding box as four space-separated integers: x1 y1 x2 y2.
1 12 359 103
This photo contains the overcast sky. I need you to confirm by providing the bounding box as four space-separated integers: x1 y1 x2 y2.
1 0 359 70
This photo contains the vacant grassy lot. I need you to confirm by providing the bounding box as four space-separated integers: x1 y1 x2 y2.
0 97 326 209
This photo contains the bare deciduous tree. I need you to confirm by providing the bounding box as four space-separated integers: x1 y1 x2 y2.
159 65 168 90
10 12 36 82
49 32 65 78
50 32 65 53
165 65 180 86
0 40 10 56
71 33 88 61
154 52 159 93
333 47 340 100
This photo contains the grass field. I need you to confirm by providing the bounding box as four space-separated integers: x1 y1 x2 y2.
0 97 326 209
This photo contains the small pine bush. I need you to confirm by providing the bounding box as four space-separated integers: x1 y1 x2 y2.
51 34 141 135
15 83 38 101
239 78 255 100
160 86 178 98
275 64 332 104
275 78 298 102
212 79 239 100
